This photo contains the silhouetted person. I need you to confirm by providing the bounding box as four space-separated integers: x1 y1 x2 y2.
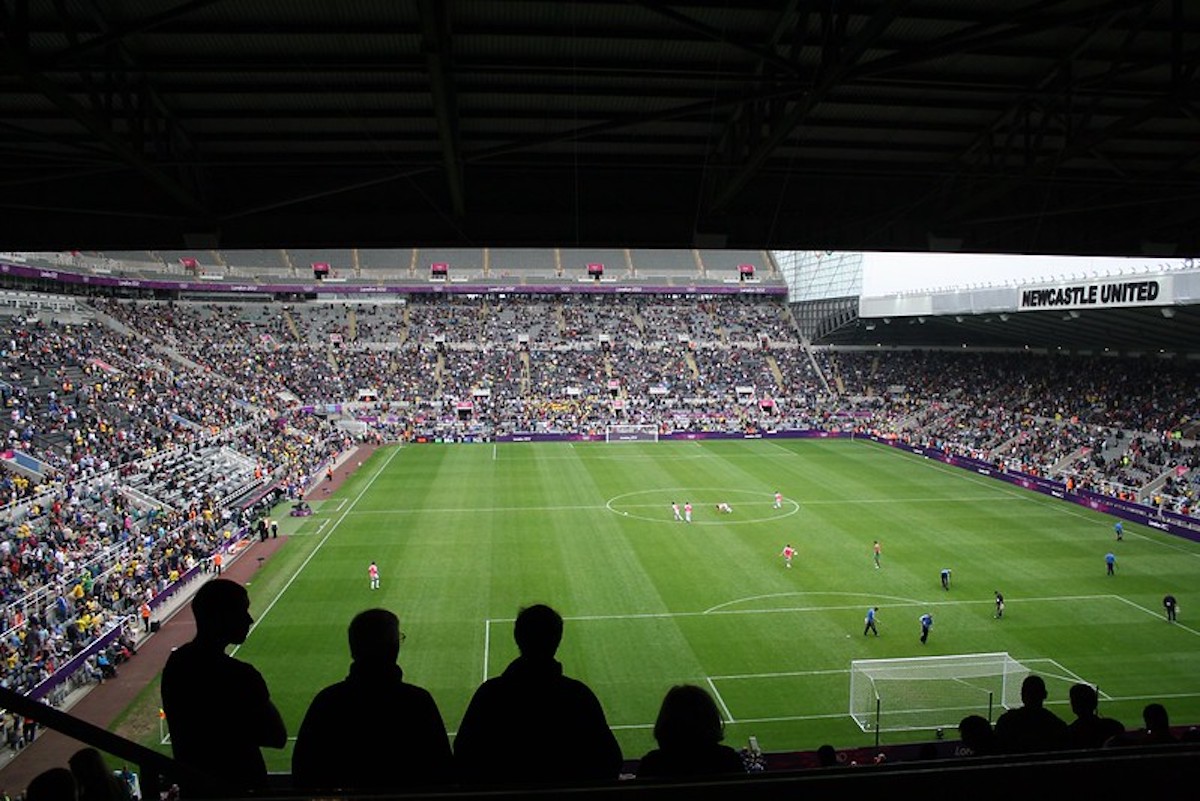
957 714 997 756
816 744 839 767
1107 701 1178 747
161 579 286 796
292 608 453 792
69 747 126 801
994 674 1067 753
454 604 622 785
1064 683 1124 749
25 767 77 801
636 685 745 779
1141 702 1177 744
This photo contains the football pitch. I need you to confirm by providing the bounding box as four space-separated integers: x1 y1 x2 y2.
211 439 1200 769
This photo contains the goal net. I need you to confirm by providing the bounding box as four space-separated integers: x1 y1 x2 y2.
605 424 659 443
849 652 1030 733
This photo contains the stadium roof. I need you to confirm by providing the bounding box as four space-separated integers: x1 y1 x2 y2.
824 301 1200 353
1 1 1198 256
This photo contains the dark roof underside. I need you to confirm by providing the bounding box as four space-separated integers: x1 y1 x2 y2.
1 0 1198 255
818 301 1200 353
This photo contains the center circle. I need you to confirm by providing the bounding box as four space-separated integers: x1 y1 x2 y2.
606 488 800 525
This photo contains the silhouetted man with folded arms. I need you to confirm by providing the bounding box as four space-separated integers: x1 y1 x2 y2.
292 608 453 792
161 579 286 796
454 603 622 785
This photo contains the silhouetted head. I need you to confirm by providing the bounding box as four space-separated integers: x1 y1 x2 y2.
1020 675 1048 707
68 746 117 799
958 715 995 754
348 608 402 665
1069 683 1099 717
816 744 838 767
653 684 724 749
190 579 252 646
1143 703 1169 733
513 604 563 659
25 767 78 801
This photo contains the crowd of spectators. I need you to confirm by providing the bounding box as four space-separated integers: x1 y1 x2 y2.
824 349 1199 516
0 291 1197 718
0 309 353 702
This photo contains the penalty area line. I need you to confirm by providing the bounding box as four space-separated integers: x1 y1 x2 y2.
706 676 736 723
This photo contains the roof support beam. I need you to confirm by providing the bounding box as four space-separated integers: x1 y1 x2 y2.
627 0 802 77
0 0 210 219
45 0 224 68
418 0 465 217
708 0 910 213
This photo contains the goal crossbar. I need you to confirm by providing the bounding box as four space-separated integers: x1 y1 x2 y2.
849 652 1030 733
605 424 659 443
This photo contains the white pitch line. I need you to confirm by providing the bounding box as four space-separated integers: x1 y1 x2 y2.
1111 594 1200 638
712 667 850 681
347 504 611 515
706 676 736 723
482 619 492 684
611 690 1200 732
232 447 402 653
486 593 1116 624
761 439 803 458
877 441 1200 557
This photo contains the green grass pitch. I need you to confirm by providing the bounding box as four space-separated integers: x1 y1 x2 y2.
208 439 1200 769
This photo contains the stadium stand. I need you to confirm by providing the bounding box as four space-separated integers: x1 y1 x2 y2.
0 252 1197 798
357 248 416 279
219 250 293 279
561 249 631 280
488 248 560 279
415 248 485 280
697 250 773 280
286 249 354 280
627 249 700 279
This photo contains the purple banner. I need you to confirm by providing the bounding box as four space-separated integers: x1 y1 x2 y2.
30 624 123 701
499 429 849 443
867 436 1200 542
29 526 252 701
0 262 786 298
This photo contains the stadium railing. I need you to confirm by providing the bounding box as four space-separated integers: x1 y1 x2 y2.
2 681 1198 801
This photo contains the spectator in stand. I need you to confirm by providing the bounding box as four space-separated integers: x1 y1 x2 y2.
1140 703 1178 744
292 608 452 792
1107 702 1178 747
1063 683 1124 749
957 714 998 757
161 579 286 796
636 684 745 779
68 746 128 801
454 603 622 786
24 767 78 801
994 675 1067 754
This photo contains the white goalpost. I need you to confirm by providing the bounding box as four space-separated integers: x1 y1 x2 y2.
604 424 659 443
849 652 1030 733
